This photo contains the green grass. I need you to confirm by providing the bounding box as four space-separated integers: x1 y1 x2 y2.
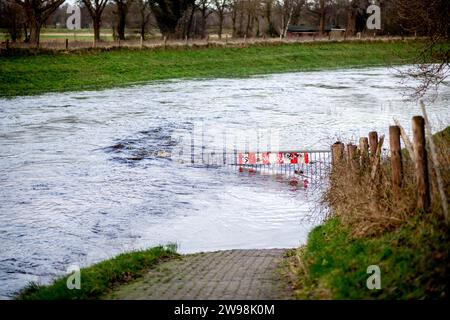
0 40 422 97
16 244 178 300
434 125 450 142
285 216 449 299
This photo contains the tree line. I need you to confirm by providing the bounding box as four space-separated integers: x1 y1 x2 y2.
0 0 448 45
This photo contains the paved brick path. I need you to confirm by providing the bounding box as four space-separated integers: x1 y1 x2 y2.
106 249 292 300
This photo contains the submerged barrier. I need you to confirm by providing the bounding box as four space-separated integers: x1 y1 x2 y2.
189 149 332 184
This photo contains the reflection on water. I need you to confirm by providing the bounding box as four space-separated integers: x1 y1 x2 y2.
0 66 449 299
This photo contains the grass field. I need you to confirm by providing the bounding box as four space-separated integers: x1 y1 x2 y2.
0 40 422 97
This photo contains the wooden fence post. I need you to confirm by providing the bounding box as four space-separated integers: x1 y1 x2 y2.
389 125 403 199
420 101 449 221
332 142 345 167
370 135 385 182
369 131 378 163
347 143 358 170
6 39 9 50
394 119 415 163
65 38 69 50
359 137 369 168
412 116 430 211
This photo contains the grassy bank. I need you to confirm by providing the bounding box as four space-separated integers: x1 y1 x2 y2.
17 245 178 300
284 127 450 299
285 216 449 299
0 40 422 97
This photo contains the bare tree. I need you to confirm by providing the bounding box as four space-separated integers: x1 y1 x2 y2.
148 0 194 38
0 0 27 42
345 0 357 35
213 0 228 39
308 0 333 35
135 0 152 40
196 0 213 38
277 0 305 38
230 0 239 37
344 0 368 36
263 0 276 36
113 0 133 40
244 0 259 37
395 0 450 99
81 0 109 43
183 2 195 38
13 0 65 45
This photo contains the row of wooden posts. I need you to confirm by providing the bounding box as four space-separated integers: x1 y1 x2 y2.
4 35 226 50
331 115 431 212
3 34 414 51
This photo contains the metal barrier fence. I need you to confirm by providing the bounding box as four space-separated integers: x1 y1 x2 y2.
193 149 332 183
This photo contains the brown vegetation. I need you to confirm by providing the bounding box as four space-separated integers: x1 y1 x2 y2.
324 122 449 237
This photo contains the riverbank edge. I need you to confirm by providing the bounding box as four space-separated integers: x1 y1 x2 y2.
16 244 179 300
0 40 424 98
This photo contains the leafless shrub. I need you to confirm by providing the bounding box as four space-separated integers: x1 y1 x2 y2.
395 0 450 100
322 129 449 237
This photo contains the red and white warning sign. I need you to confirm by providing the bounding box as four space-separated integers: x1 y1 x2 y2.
237 152 309 165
